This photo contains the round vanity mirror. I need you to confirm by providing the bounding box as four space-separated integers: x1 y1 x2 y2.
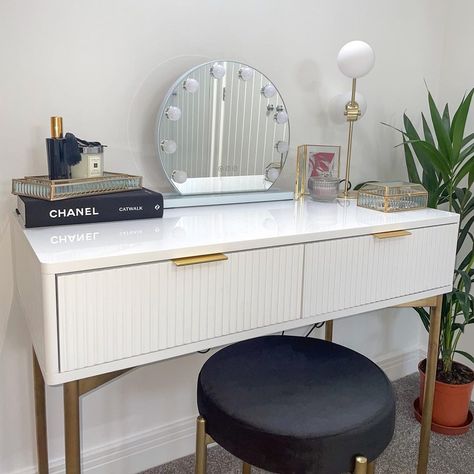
157 60 290 196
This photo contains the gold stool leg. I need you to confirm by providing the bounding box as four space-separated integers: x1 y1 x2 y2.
367 460 375 474
195 416 208 474
242 462 251 474
325 320 334 342
354 456 368 474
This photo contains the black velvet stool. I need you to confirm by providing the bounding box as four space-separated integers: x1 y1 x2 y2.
195 335 395 474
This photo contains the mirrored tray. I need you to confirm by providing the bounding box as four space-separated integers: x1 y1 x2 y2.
12 172 142 201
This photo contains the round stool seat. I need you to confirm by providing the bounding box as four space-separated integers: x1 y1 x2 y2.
197 335 395 474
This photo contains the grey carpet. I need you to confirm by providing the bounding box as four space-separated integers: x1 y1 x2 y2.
140 374 474 474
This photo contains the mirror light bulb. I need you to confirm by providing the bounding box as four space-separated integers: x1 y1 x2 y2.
165 106 182 121
276 141 289 154
261 83 277 98
267 167 280 182
337 40 375 78
239 66 254 81
183 78 199 93
274 110 288 124
210 63 226 79
160 139 177 154
172 170 187 184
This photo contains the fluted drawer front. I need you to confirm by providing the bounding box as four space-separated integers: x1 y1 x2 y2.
57 245 304 371
302 224 457 318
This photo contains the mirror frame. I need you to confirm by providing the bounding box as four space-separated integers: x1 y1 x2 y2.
156 59 291 195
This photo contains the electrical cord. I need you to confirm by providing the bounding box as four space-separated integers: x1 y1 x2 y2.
305 321 325 337
281 321 325 337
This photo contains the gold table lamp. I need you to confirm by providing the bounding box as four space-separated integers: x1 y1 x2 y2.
336 40 375 199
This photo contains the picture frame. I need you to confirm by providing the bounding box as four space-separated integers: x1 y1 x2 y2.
295 144 341 198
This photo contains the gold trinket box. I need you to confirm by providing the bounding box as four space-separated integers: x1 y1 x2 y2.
357 182 428 212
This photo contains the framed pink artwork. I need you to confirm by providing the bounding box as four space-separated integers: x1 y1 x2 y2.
296 144 341 197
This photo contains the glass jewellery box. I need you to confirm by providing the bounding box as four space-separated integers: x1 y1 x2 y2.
357 182 428 212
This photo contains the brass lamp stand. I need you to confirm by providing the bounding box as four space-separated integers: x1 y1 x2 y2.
336 40 375 200
340 78 362 199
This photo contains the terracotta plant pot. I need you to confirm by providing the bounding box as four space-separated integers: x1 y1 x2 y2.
418 359 474 432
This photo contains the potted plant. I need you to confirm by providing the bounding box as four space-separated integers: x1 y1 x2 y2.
385 88 474 434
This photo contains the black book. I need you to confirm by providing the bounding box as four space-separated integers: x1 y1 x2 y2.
16 188 163 228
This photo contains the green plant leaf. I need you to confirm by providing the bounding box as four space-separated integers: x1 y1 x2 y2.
457 215 474 252
462 132 474 149
442 104 451 134
415 140 451 179
455 269 472 293
451 89 474 162
402 114 443 191
460 143 474 160
402 138 421 184
421 113 436 146
428 91 453 163
452 322 466 332
458 249 473 273
453 158 474 187
454 350 474 364
452 290 472 320
414 307 430 332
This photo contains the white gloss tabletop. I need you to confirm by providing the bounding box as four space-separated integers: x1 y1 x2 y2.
14 198 459 274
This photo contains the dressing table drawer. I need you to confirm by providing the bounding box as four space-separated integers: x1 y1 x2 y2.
57 244 304 371
302 224 457 317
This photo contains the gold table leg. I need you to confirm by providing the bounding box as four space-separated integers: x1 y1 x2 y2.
64 381 81 474
367 460 375 474
325 320 334 342
33 349 49 474
242 462 251 473
417 294 443 474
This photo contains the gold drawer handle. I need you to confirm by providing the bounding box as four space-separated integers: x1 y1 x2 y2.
172 253 228 266
373 230 412 239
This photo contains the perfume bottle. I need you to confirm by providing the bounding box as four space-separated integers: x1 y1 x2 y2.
46 116 71 180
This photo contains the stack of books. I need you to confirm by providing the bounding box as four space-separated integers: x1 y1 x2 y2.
13 174 164 228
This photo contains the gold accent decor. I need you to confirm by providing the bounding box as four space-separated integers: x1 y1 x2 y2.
357 182 428 212
325 320 334 342
78 369 131 396
354 456 368 474
50 116 63 138
295 144 341 199
12 172 143 201
417 294 443 474
397 297 439 308
339 78 360 200
172 253 228 266
32 351 49 474
372 230 412 239
196 416 208 474
64 381 81 474
242 463 252 474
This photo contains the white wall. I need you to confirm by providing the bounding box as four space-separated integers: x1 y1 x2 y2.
0 1 453 472
438 0 474 376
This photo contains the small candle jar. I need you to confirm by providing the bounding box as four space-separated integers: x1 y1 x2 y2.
308 175 339 202
71 145 104 179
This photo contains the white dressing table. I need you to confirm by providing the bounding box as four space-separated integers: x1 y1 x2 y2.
13 199 459 474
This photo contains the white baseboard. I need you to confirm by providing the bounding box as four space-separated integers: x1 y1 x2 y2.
12 347 422 474
375 346 424 381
